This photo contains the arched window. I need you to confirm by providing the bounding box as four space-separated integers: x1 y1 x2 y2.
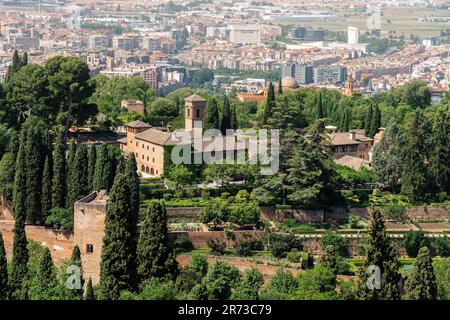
141 165 145 172
196 108 200 118
187 109 190 117
146 166 149 174
150 168 155 175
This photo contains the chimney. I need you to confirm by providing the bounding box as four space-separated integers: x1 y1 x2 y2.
349 131 356 140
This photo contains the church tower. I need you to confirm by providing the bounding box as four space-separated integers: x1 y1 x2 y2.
184 94 206 131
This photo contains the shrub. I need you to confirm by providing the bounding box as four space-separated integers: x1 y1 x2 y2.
236 189 250 201
45 208 73 232
286 249 302 263
301 251 314 269
235 237 264 257
200 190 210 199
207 239 226 255
320 230 349 257
163 193 173 201
348 214 360 229
434 236 450 257
383 204 406 221
173 235 194 251
221 192 231 198
268 234 302 259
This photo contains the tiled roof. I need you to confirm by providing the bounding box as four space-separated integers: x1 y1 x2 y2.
125 120 151 128
328 130 373 146
135 128 179 146
185 94 206 102
334 155 370 171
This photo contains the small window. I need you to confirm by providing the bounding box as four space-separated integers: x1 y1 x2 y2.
142 144 144 149
142 154 144 160
86 244 94 254
147 156 149 161
187 109 190 117
152 158 155 163
196 108 200 118
136 142 138 147
152 147 155 152
147 146 149 150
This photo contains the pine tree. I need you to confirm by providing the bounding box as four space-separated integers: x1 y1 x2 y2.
357 208 401 300
137 201 179 285
0 232 8 300
25 127 42 224
401 109 430 202
203 97 220 131
87 146 96 192
316 90 324 119
68 144 89 209
368 105 381 138
52 130 67 209
93 144 112 191
41 154 52 221
99 174 136 300
263 82 275 125
10 130 29 299
404 247 437 300
278 78 283 95
85 277 95 300
364 105 373 136
220 95 231 135
71 245 84 299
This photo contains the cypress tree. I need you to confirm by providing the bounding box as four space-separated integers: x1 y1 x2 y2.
85 277 95 300
6 50 20 82
0 232 8 300
278 78 283 95
203 97 220 131
357 208 401 300
401 109 429 202
368 105 381 138
137 201 179 284
316 90 324 120
404 247 437 300
320 245 338 271
52 130 67 209
106 146 118 191
68 144 89 209
429 106 450 194
125 154 140 233
25 127 42 224
41 154 52 221
22 51 28 66
10 130 29 299
364 105 373 136
87 146 96 192
115 154 126 176
220 95 231 135
230 104 238 130
263 82 275 124
93 144 110 191
36 248 57 298
99 174 136 300
71 245 84 299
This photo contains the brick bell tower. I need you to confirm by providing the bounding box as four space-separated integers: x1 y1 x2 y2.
184 94 206 131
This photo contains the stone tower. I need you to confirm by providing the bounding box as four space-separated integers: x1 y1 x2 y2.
184 94 206 131
344 74 354 96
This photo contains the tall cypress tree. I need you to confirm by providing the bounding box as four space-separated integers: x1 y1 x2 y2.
10 130 29 299
278 78 283 95
220 95 231 135
115 154 126 176
404 247 437 300
429 106 450 194
71 245 84 299
93 144 109 191
203 97 220 131
316 90 324 120
0 232 8 300
6 50 20 82
364 105 373 136
263 82 275 125
230 104 238 130
36 247 58 298
357 208 401 300
87 146 96 192
52 130 67 209
68 144 89 209
99 174 136 300
125 154 140 232
368 105 381 138
85 277 95 300
41 154 52 221
137 201 179 284
401 109 429 202
25 127 42 224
